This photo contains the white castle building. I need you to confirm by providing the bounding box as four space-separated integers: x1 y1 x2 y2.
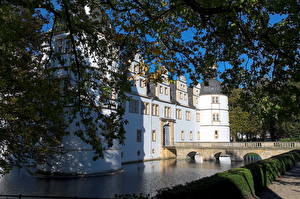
122 63 230 164
39 30 230 176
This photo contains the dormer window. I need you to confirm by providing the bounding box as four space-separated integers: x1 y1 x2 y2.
134 65 139 73
160 86 164 94
140 79 145 88
164 87 168 95
55 38 70 54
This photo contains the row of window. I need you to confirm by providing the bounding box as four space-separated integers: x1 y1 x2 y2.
136 79 146 88
136 129 220 142
180 130 219 141
159 86 169 95
131 79 220 106
136 129 157 142
55 38 72 54
129 99 221 122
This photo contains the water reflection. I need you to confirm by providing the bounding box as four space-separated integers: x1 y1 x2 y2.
0 159 243 198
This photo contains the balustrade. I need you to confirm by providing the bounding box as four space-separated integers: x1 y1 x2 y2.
175 142 300 149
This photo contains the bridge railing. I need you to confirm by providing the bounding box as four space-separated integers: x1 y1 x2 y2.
175 142 300 149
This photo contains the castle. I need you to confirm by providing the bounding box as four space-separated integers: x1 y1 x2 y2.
40 33 230 176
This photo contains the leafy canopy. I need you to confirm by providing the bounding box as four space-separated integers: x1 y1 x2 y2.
0 0 299 173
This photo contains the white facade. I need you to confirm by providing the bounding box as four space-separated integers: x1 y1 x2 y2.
44 34 230 176
121 67 230 164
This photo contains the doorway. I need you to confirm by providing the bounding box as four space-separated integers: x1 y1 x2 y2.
163 125 170 147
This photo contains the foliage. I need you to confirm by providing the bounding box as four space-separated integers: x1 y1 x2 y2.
154 150 300 199
237 82 300 140
0 0 133 173
0 1 68 174
1 0 299 172
228 89 262 141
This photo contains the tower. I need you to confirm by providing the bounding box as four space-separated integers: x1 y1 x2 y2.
198 79 230 142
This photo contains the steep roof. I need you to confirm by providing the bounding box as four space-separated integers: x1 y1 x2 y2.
200 79 222 95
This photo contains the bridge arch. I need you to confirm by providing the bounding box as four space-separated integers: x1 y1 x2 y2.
243 153 262 163
214 152 223 160
186 151 203 162
186 151 197 159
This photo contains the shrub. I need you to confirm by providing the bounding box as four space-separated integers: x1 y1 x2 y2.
154 150 300 199
118 150 300 199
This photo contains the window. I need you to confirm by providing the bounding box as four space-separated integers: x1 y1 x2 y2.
184 93 187 100
129 99 139 113
121 102 126 112
141 102 150 115
160 86 163 94
186 111 191 121
212 96 219 104
181 83 185 89
180 131 185 141
197 131 200 140
164 106 171 118
140 79 145 88
136 130 142 142
152 130 156 142
189 131 193 140
134 65 139 73
164 87 168 95
55 38 64 53
65 40 72 53
176 109 182 119
152 104 159 116
196 112 200 122
180 92 183 99
137 150 141 156
214 130 219 139
195 97 198 104
212 113 220 122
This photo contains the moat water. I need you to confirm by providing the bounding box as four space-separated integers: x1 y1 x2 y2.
0 159 244 198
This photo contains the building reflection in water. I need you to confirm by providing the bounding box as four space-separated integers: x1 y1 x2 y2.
0 159 243 198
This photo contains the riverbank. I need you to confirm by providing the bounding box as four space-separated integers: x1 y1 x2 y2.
155 150 300 199
259 162 300 199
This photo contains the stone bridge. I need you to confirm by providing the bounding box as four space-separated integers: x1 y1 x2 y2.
166 142 300 161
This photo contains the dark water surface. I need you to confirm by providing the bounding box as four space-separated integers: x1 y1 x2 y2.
0 159 243 198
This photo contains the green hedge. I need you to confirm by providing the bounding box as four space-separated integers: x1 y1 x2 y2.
154 150 300 199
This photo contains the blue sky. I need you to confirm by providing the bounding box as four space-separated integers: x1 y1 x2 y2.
39 2 287 85
180 14 287 85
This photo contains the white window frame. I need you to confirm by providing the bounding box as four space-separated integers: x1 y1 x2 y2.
212 113 220 122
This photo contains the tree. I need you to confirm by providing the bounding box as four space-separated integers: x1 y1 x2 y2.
0 0 133 174
0 1 68 173
1 0 299 173
228 89 261 141
101 0 299 140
